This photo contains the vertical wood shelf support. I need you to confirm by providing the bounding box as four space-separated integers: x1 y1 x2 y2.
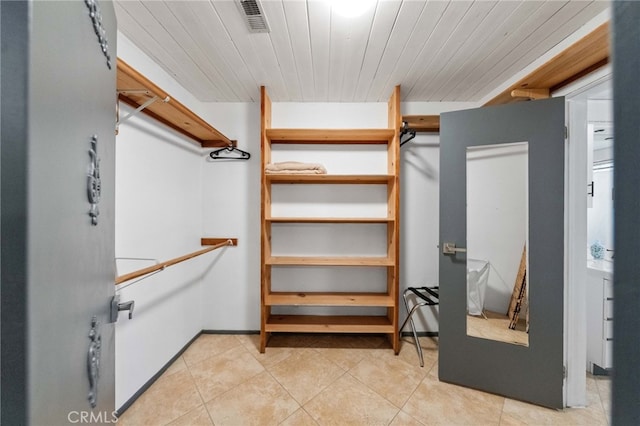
260 86 273 353
388 85 401 354
259 86 401 354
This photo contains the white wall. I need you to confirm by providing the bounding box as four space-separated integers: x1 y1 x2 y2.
399 132 441 331
272 102 387 128
114 103 208 408
399 102 477 331
115 34 239 408
200 102 261 330
272 102 389 318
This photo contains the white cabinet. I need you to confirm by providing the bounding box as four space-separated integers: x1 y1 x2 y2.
586 261 613 374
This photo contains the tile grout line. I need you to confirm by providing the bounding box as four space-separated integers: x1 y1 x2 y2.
184 353 218 426
343 369 403 417
300 406 321 426
313 339 430 410
240 339 334 416
185 335 269 425
268 359 349 409
595 378 612 426
305 368 350 407
392 340 438 426
182 335 246 370
497 394 507 425
265 369 306 417
243 338 346 416
392 374 429 425
276 405 319 426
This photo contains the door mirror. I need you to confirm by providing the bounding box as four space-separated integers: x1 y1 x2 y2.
466 141 529 346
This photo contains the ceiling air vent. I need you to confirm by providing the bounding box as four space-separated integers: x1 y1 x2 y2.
236 0 270 33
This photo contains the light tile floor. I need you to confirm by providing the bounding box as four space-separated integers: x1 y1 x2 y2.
118 333 611 426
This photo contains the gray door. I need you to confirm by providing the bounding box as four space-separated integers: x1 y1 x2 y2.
439 97 565 408
612 2 640 423
1 1 117 424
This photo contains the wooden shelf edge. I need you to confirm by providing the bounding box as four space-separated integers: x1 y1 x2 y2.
266 292 395 307
265 314 394 333
267 217 393 223
266 174 394 184
117 58 232 147
266 128 395 143
484 22 610 106
396 32 612 137
402 115 440 132
266 256 394 266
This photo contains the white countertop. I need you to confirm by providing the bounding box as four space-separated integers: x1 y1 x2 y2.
587 258 614 275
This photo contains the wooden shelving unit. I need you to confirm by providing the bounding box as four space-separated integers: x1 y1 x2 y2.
260 85 402 353
116 59 232 147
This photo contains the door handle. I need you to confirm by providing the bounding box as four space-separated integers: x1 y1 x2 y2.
110 294 135 322
118 300 135 320
443 242 467 255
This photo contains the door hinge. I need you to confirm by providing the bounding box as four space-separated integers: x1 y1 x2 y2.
564 126 568 139
563 365 567 379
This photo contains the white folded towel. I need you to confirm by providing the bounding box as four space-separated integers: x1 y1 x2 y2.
265 161 327 174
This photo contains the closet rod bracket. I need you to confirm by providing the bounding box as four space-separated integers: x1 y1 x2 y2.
116 92 170 132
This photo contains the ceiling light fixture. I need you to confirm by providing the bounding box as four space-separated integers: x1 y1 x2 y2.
330 0 376 18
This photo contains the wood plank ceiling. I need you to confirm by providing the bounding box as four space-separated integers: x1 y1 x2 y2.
114 0 609 103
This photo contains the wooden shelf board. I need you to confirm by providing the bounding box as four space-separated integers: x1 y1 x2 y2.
484 22 609 106
266 128 395 143
265 315 394 333
267 174 393 184
267 256 394 266
267 217 393 224
117 59 232 146
402 115 440 132
201 238 238 246
266 292 394 307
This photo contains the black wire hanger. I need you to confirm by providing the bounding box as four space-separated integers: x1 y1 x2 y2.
209 141 250 160
399 121 416 147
